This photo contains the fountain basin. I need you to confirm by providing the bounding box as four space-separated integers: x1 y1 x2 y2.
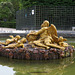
0 44 74 60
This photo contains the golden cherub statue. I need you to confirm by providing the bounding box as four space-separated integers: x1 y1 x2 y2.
0 35 21 45
3 37 27 48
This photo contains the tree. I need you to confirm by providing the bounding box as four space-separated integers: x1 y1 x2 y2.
22 0 75 8
11 0 23 11
0 2 15 21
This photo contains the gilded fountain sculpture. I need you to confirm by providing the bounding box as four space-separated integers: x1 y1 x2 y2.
0 20 74 60
26 20 74 49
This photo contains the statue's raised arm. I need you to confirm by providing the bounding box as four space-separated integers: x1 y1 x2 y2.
26 20 49 42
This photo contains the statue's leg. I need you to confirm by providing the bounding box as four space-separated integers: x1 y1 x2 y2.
44 37 52 45
2 45 11 48
5 42 9 45
31 43 45 49
3 44 16 48
0 39 13 45
46 43 65 50
22 44 24 48
0 42 6 45
59 42 69 47
28 41 33 44
31 43 36 48
19 44 24 48
48 36 54 43
44 37 65 50
5 39 15 45
33 40 50 49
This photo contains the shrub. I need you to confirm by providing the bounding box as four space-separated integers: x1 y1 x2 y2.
0 21 16 28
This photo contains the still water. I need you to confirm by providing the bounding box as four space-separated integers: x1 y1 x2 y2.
0 38 75 75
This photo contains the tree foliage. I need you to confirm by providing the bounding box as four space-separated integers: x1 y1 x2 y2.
11 0 21 11
0 2 15 21
0 0 75 21
22 0 75 7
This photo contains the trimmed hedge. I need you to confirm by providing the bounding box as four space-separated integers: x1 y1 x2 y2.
0 21 16 28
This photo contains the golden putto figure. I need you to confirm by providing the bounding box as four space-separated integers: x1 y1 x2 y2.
0 35 27 48
3 37 27 48
0 35 21 45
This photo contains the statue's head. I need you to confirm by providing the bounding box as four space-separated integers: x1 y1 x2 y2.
41 20 49 27
58 36 67 42
30 30 36 33
9 35 13 37
15 35 21 39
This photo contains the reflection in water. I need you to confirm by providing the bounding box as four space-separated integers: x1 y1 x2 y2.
0 65 15 75
0 55 74 75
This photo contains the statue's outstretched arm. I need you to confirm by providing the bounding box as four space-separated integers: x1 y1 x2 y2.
34 27 48 35
27 27 47 38
9 35 14 39
0 41 6 45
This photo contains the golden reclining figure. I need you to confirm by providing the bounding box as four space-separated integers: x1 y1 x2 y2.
26 20 70 50
0 35 21 45
3 37 27 48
